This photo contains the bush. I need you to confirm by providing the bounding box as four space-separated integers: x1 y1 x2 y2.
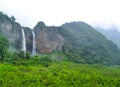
26 52 31 59
39 56 53 67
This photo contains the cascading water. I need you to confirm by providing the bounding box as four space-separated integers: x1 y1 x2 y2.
21 28 26 53
32 30 36 56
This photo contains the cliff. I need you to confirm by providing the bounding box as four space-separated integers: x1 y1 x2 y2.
0 12 120 65
34 22 64 53
23 27 33 53
0 13 22 51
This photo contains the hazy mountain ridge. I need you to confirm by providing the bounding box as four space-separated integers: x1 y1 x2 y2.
95 27 120 48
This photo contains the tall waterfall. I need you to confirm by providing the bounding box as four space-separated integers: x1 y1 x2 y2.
21 28 26 53
32 30 36 56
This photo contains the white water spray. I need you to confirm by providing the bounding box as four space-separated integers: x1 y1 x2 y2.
21 28 26 53
32 30 36 56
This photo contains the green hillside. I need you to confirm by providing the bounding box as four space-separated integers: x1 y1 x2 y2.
0 12 120 87
95 27 120 48
1 12 120 65
60 22 120 65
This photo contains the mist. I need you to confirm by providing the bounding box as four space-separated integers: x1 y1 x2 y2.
0 0 120 30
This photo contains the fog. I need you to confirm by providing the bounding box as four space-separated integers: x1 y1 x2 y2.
0 0 120 30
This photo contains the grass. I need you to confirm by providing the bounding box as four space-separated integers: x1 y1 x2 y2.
0 60 120 87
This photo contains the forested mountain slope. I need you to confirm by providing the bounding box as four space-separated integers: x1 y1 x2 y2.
60 22 120 65
95 27 120 48
0 12 120 65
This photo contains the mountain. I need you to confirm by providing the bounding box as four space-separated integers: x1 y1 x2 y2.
95 27 120 48
0 12 120 65
60 22 120 65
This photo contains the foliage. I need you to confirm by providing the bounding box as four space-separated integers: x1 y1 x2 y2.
0 12 14 23
34 21 46 29
95 27 120 48
0 12 10 23
10 16 16 22
48 51 68 61
0 61 120 87
39 56 53 67
60 22 120 65
0 35 9 60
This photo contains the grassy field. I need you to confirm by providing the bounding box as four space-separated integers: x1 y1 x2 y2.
0 60 120 87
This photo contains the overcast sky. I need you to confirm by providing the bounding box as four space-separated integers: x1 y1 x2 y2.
0 0 120 29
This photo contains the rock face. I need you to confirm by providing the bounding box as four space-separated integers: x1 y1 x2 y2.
23 27 33 53
1 12 120 65
0 13 65 54
0 12 65 55
0 20 22 51
34 22 64 53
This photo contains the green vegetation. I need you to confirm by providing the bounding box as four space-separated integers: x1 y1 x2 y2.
0 11 15 23
0 41 119 87
10 16 16 22
0 35 9 60
0 35 119 87
0 11 120 86
0 12 10 23
1 11 120 65
0 61 120 87
95 27 120 48
60 22 120 65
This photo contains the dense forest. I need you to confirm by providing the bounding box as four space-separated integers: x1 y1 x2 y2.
95 27 120 48
60 22 120 65
0 12 120 87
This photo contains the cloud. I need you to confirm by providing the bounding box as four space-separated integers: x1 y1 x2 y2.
0 0 120 29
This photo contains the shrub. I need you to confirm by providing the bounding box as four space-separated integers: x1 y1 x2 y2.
39 56 53 67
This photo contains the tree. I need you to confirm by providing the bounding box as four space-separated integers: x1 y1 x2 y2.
10 16 16 22
0 35 9 60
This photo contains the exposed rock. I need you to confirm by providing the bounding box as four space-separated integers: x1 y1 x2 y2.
0 20 22 50
1 12 120 65
34 22 64 53
23 27 33 53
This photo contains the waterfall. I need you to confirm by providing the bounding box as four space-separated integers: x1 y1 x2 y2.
21 28 26 53
32 30 36 56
